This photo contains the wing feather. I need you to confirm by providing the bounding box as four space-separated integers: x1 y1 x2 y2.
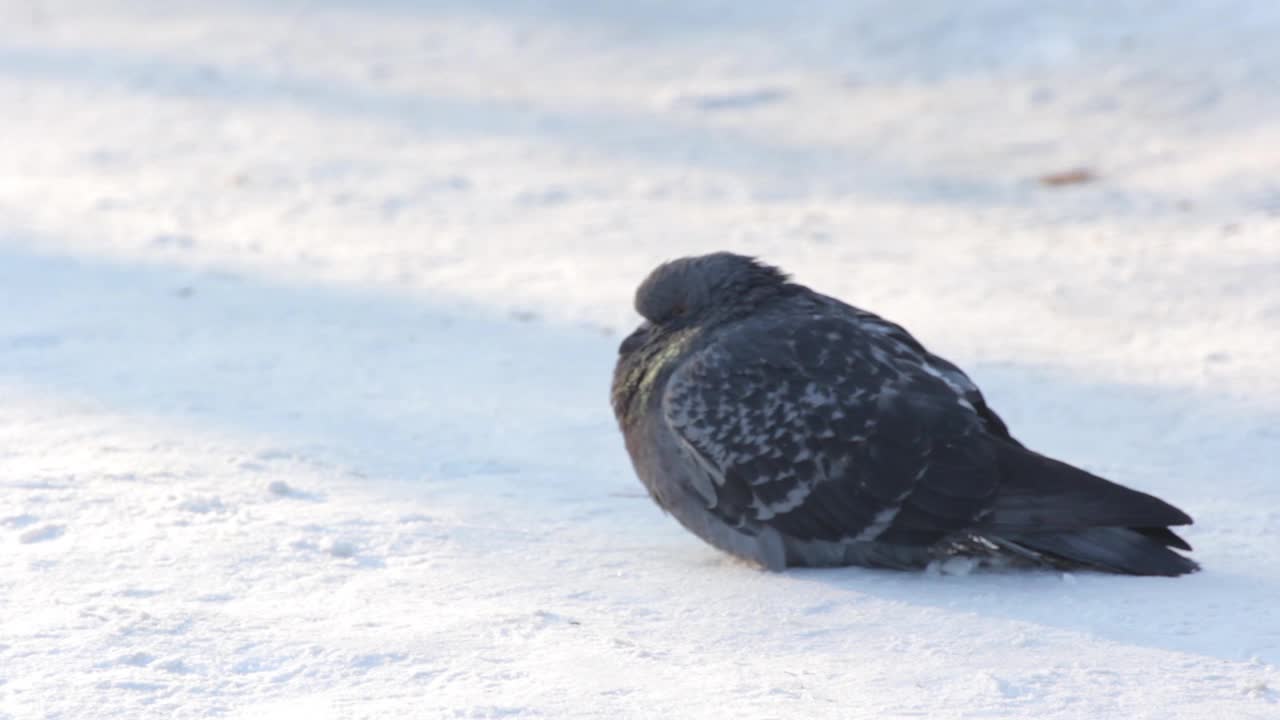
663 303 1001 546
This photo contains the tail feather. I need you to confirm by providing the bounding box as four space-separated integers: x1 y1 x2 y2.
1133 526 1193 552
987 443 1193 531
1001 527 1199 576
982 443 1197 576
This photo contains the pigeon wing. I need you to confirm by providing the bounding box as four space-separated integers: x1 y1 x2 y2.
662 308 1002 546
840 303 1020 444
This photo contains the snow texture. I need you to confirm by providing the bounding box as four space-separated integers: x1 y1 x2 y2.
1 1 1279 718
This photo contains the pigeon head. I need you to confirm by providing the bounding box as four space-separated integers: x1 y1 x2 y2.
632 252 789 328
613 252 790 420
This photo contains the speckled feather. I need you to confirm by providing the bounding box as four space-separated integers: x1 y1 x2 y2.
612 253 1198 575
664 299 1002 547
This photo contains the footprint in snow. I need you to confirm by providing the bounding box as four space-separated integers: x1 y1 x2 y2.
116 652 156 667
178 496 227 514
330 540 385 569
674 87 789 112
19 524 64 544
267 480 323 501
328 539 359 558
2 514 38 529
157 658 194 674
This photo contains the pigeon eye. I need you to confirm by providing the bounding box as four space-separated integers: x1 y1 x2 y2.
668 304 688 319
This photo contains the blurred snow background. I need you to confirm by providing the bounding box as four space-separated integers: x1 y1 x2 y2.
1 1 1278 718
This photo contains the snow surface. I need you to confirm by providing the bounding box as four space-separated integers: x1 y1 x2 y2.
2 1 1280 717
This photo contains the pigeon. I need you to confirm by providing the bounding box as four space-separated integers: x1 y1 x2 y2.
611 252 1197 576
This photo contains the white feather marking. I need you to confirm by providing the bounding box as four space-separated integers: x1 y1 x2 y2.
752 482 812 520
913 463 930 482
800 382 835 407
854 505 901 541
919 361 977 412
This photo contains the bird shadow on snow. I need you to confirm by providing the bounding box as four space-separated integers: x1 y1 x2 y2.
783 357 1280 667
2 240 1277 667
786 561 1280 666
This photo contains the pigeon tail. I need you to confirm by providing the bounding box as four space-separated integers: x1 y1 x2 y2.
983 442 1197 576
997 527 1199 576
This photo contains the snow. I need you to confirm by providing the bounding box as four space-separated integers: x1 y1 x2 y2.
2 0 1279 717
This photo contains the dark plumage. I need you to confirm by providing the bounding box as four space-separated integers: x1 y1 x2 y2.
611 252 1198 576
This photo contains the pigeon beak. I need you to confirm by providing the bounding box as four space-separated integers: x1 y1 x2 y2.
620 322 653 354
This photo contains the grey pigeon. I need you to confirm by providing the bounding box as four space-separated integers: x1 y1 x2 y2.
611 252 1197 576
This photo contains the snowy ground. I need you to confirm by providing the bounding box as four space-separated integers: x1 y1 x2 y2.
2 1 1280 717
